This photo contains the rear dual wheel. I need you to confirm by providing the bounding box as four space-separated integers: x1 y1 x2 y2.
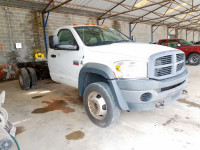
19 67 37 90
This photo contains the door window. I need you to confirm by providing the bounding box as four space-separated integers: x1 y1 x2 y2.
167 40 179 47
160 40 166 46
58 29 76 45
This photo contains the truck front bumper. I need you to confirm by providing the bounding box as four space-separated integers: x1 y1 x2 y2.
116 68 188 111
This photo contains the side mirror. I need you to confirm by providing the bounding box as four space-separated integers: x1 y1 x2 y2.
49 35 78 50
49 36 59 49
177 43 181 47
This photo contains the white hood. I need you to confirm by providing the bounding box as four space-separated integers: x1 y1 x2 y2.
87 42 177 61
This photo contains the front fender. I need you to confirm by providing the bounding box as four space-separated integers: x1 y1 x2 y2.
78 63 129 110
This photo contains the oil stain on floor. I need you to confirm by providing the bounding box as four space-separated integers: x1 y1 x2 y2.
32 100 75 114
16 126 27 135
178 99 200 109
66 131 85 140
45 81 61 84
63 89 83 105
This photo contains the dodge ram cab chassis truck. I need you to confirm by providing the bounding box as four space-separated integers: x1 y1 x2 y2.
47 25 188 127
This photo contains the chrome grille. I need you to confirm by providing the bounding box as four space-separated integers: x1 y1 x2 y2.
155 55 172 66
177 62 184 72
155 66 172 77
148 50 185 80
176 53 184 62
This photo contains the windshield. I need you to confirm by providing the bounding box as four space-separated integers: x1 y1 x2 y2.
178 39 193 46
74 26 131 46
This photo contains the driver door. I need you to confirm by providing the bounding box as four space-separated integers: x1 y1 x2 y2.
48 28 83 88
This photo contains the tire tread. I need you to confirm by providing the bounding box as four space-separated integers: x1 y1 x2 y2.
19 68 30 90
27 67 37 89
83 82 120 127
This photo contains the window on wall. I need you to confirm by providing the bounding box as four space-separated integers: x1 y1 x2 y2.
168 40 179 47
57 29 76 45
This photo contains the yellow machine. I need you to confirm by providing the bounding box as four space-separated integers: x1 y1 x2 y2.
33 49 45 61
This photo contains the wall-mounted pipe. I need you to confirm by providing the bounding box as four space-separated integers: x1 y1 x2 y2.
42 12 50 55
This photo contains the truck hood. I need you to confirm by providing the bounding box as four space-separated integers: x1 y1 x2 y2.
87 42 176 61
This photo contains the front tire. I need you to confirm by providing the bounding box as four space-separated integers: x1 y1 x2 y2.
83 82 120 128
188 53 200 66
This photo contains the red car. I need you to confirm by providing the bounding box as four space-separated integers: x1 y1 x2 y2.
158 39 200 65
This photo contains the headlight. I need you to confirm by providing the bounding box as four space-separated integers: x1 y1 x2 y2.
113 61 147 78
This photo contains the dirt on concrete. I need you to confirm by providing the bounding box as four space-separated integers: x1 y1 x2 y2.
16 126 27 135
32 95 45 99
178 99 200 109
162 114 180 126
45 81 61 84
66 131 85 140
32 100 75 114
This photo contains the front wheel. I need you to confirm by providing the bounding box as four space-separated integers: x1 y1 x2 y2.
83 82 120 128
188 53 200 66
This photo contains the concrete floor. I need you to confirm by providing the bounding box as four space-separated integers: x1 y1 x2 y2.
0 65 200 150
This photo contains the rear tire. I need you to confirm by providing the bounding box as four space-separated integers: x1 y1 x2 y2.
188 53 200 66
27 67 37 89
18 68 30 90
83 82 120 128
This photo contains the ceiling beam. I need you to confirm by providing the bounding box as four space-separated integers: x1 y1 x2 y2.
132 0 138 9
152 3 200 26
42 0 72 14
163 1 173 16
42 0 54 14
130 1 171 24
168 13 200 28
98 0 126 20
101 0 168 19
136 4 200 25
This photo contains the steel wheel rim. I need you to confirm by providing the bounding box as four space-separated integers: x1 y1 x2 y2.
19 74 23 86
88 92 107 120
190 55 199 63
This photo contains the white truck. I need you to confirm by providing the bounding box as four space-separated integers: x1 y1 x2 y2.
47 25 188 127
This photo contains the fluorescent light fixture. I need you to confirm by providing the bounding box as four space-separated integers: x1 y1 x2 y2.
179 12 194 19
164 3 187 15
135 0 150 8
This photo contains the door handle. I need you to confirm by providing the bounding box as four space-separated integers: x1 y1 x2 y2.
51 54 56 58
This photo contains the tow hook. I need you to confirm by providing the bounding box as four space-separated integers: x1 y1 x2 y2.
156 101 165 108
